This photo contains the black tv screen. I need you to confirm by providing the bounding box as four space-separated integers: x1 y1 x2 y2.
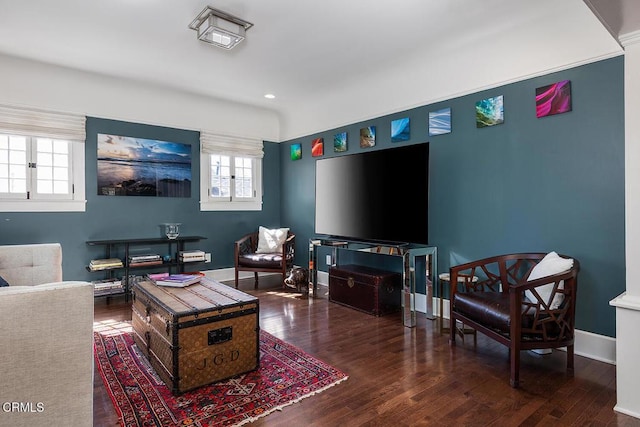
315 143 429 244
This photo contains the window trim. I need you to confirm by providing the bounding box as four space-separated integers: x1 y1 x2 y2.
0 140 86 212
199 152 262 211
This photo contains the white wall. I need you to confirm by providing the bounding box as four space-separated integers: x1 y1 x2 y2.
611 29 640 420
0 53 280 142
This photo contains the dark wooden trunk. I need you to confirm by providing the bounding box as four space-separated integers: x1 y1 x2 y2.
329 265 401 316
131 279 259 395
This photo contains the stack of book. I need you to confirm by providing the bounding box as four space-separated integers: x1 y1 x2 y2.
148 272 202 288
92 278 123 295
129 254 163 267
89 258 124 271
179 250 206 263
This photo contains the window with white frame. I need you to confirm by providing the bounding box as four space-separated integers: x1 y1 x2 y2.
0 105 86 212
200 132 263 211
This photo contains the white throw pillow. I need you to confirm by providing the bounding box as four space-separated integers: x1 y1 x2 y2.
525 251 573 310
256 226 289 254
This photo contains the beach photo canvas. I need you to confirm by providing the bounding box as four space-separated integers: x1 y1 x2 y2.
97 134 191 197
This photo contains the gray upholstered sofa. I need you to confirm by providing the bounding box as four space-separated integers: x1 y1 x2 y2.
0 243 94 427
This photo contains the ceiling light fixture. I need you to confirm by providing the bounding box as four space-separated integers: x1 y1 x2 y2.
188 6 253 50
264 94 276 99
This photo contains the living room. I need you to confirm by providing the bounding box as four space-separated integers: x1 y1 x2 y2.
1 1 640 426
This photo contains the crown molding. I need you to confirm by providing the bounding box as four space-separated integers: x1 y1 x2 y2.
620 30 640 47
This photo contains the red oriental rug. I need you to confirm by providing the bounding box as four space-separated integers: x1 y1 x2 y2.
94 328 348 427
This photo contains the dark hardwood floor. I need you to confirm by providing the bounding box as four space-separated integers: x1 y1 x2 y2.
93 276 637 426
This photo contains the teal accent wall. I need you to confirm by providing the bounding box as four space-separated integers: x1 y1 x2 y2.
0 117 282 283
280 57 625 337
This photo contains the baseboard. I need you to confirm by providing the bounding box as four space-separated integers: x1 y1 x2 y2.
202 268 616 365
614 405 640 419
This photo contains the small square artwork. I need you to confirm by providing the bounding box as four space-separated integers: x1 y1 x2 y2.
290 143 302 161
536 80 572 118
429 108 452 136
334 132 347 152
476 95 504 128
360 126 376 148
311 138 324 157
391 118 410 142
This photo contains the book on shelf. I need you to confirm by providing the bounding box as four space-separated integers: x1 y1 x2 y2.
128 254 161 263
89 258 124 271
128 259 164 267
148 273 202 288
179 250 206 262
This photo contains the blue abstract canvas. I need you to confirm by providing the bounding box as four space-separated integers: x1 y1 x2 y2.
334 132 347 152
429 108 452 136
391 118 410 142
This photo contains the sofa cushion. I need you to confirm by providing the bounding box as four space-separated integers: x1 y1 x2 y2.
0 275 8 287
256 226 289 254
525 251 573 309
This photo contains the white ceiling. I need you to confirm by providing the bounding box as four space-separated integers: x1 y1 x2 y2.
0 0 634 141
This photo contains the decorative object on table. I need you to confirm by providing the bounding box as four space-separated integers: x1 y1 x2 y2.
94 327 348 427
97 133 191 197
334 131 347 152
536 80 572 118
429 107 452 136
476 95 504 128
162 222 181 239
391 117 410 142
284 267 309 297
147 272 202 287
359 126 376 148
290 143 302 160
311 137 324 157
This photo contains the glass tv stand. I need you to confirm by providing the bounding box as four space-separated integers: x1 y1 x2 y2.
309 237 436 328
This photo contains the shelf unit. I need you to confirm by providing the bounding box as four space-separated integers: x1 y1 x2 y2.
86 236 207 298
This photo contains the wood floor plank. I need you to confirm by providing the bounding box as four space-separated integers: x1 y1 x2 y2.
93 276 636 427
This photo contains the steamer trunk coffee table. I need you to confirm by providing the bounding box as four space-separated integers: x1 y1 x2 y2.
131 278 259 395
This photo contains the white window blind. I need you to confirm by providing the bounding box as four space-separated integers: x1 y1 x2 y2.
200 131 263 158
0 104 86 142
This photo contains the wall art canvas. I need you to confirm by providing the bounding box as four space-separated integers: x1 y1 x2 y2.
391 118 410 142
290 143 302 161
97 133 191 197
476 95 504 128
334 132 347 152
429 108 452 136
536 80 572 118
360 126 376 148
311 138 324 157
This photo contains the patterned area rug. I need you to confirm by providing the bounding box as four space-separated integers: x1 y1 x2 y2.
94 328 348 427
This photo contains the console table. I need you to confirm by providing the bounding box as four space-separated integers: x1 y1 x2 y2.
309 238 436 328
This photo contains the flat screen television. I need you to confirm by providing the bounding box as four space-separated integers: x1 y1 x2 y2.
315 143 429 244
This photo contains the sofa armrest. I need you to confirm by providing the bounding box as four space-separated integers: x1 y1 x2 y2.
0 281 94 427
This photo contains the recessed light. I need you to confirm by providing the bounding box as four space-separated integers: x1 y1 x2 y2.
264 93 276 99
